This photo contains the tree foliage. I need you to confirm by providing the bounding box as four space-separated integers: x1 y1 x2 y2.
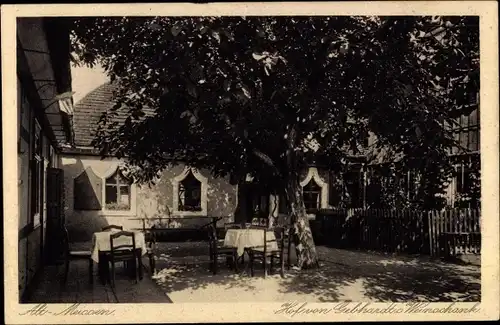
70 15 479 266
71 15 478 185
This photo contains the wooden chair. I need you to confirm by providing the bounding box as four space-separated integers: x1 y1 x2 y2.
109 231 139 287
144 227 157 275
207 223 238 275
60 226 93 286
271 226 292 275
247 226 288 278
102 225 123 232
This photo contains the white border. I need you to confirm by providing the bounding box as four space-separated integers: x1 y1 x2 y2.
2 2 499 323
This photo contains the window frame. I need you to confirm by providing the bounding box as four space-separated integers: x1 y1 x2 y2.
172 167 208 216
100 165 137 216
449 106 480 154
455 162 475 195
178 170 203 212
31 121 43 228
302 180 322 212
299 167 329 216
104 170 132 211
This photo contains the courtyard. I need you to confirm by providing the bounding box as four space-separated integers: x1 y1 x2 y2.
25 242 481 304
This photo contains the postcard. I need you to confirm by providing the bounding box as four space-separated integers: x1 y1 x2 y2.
2 1 499 323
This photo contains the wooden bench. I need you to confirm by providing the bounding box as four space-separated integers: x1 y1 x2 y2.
440 232 481 257
130 217 226 273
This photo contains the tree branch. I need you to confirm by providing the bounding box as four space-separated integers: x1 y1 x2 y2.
252 149 281 176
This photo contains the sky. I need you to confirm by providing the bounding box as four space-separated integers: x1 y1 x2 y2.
70 63 109 104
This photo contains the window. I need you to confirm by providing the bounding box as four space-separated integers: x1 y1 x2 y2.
31 123 43 227
450 108 480 154
397 169 419 201
299 167 328 213
303 180 321 212
456 164 473 194
172 167 208 216
344 171 362 208
105 170 131 210
178 170 202 211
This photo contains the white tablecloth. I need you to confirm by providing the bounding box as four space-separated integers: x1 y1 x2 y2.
91 230 147 263
223 229 278 257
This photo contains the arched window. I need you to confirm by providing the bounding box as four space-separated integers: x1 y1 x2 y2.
105 170 131 210
178 170 202 211
172 167 208 216
299 167 329 213
303 180 322 212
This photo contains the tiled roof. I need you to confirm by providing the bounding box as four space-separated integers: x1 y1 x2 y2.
71 82 155 150
72 82 116 148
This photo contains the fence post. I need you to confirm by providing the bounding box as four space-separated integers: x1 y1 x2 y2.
428 211 434 257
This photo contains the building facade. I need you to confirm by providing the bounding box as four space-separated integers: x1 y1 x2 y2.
59 82 337 238
328 101 480 210
17 17 74 300
60 76 480 240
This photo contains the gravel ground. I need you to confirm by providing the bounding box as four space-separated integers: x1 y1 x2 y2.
150 242 480 303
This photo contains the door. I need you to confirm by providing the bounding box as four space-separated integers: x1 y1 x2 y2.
45 167 65 264
235 183 270 223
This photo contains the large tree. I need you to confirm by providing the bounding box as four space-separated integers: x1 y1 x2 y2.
70 16 479 268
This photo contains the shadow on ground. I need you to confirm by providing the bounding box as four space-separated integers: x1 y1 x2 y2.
25 244 171 304
152 242 480 302
152 242 261 294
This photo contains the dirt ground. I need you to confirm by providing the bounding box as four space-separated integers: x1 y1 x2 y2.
151 242 481 303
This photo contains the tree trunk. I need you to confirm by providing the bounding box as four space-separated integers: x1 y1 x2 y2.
285 175 320 269
284 126 319 269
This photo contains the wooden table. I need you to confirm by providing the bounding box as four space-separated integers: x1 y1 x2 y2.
91 230 147 284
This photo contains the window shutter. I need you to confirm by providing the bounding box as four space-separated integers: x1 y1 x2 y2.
74 167 102 210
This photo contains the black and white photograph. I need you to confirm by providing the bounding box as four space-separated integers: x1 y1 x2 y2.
3 2 499 323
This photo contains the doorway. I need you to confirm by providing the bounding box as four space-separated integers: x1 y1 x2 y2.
235 183 270 223
45 167 65 264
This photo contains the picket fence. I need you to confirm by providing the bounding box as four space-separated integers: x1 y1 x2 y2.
313 208 481 257
427 209 481 257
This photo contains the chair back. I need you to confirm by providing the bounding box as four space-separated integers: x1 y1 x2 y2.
207 222 221 257
273 226 288 253
224 222 242 230
207 223 218 245
145 225 157 250
110 231 136 255
102 225 123 232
